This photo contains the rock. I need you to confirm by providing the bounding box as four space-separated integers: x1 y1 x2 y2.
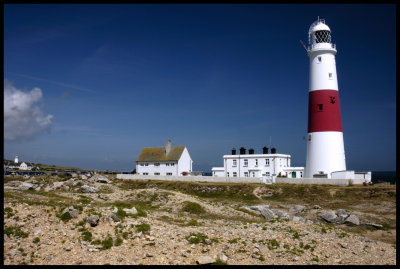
320 210 338 223
123 207 138 215
289 205 305 215
196 255 216 264
63 185 70 191
247 205 277 219
35 186 41 191
313 205 322 209
146 253 154 258
33 227 41 235
204 239 212 245
73 180 85 186
81 175 88 180
65 246 72 251
86 215 100 227
4 233 9 241
76 260 82 265
271 209 289 219
110 213 120 222
7 180 23 187
52 182 64 189
62 206 79 218
336 209 349 218
345 214 360 226
81 185 99 193
90 174 110 184
46 255 52 261
217 253 228 263
19 182 34 190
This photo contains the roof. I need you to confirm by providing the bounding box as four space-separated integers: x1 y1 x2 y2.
136 146 185 162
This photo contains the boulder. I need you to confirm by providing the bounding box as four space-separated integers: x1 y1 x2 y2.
63 186 70 191
289 205 305 215
19 182 34 190
81 175 88 180
73 180 85 187
62 206 79 218
52 182 64 189
81 185 99 193
7 180 23 187
86 215 100 227
90 174 110 184
196 255 216 265
336 209 349 218
271 209 289 219
123 207 138 215
110 213 120 222
345 214 360 226
320 210 338 223
242 205 277 219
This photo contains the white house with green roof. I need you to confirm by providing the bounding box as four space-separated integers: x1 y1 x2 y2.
136 140 193 176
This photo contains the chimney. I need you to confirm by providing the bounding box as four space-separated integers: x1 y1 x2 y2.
249 148 254 154
231 148 236 155
263 147 269 154
165 140 172 156
271 147 276 154
239 147 246 155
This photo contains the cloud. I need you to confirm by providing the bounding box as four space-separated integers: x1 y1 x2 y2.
4 79 53 141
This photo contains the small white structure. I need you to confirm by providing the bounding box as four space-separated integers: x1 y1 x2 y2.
136 140 193 176
212 147 304 184
19 162 33 171
6 156 33 170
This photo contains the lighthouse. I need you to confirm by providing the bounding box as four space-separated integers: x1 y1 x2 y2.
304 18 346 178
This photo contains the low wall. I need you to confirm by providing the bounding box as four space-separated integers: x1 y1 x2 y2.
116 174 263 184
275 177 371 186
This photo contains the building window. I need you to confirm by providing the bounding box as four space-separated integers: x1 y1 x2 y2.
154 172 160 175
266 172 270 176
171 163 175 166
166 163 170 166
166 172 172 176
155 163 160 167
318 104 323 111
244 159 248 167
244 172 249 177
227 172 229 177
255 159 258 166
265 159 270 166
145 163 149 166
233 172 237 177
252 172 255 177
143 173 149 175
233 160 237 167
140 163 144 166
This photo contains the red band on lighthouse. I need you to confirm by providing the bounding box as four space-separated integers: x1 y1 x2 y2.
308 89 342 132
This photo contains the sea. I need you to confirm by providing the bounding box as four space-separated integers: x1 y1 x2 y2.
203 171 396 185
371 171 396 185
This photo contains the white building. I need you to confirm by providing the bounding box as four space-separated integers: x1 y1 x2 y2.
136 140 193 176
212 147 304 183
5 156 33 170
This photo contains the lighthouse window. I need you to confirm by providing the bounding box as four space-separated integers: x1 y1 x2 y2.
317 56 321 63
315 30 331 43
318 104 323 111
329 73 333 79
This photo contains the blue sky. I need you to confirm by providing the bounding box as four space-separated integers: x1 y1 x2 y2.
4 4 396 172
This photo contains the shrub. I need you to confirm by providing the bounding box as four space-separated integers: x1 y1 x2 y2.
115 237 123 246
58 211 72 223
187 219 199 226
185 232 208 244
101 236 113 250
4 225 29 238
81 230 93 242
33 237 40 244
136 223 151 233
267 239 280 250
181 201 205 214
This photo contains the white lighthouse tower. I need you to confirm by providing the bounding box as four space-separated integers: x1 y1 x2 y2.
304 18 346 178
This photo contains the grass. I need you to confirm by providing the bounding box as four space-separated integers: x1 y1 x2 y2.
4 225 29 238
185 232 208 244
187 218 200 226
136 223 151 233
181 201 206 214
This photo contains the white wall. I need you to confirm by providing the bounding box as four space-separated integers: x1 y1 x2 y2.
136 161 178 176
178 147 192 176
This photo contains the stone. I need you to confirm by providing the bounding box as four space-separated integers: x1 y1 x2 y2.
146 253 154 257
320 210 338 223
90 174 110 184
289 205 305 215
62 206 79 218
19 182 34 190
52 182 64 189
196 255 216 265
217 253 228 263
35 186 41 191
33 227 41 235
81 175 88 180
313 205 321 209
336 209 349 218
73 180 85 186
46 255 52 261
205 238 212 245
4 233 9 241
63 185 70 191
123 207 138 215
81 185 99 193
110 213 120 222
7 180 23 187
271 209 289 219
86 215 100 227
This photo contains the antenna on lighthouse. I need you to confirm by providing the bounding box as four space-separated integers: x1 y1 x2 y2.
300 40 308 52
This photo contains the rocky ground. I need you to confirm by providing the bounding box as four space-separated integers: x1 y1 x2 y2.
3 174 396 265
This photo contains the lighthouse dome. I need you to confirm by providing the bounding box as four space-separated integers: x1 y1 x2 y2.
310 22 330 33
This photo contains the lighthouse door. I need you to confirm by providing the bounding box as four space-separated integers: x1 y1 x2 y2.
292 172 296 178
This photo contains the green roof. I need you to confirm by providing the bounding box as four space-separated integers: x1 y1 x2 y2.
136 146 185 162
